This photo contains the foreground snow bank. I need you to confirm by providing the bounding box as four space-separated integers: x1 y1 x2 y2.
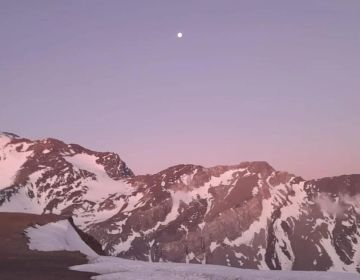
71 256 360 280
25 219 359 280
25 219 97 258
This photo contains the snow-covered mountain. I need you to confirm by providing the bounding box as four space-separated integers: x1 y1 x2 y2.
24 214 360 280
0 132 359 273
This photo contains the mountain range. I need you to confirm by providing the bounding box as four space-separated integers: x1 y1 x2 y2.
0 132 359 273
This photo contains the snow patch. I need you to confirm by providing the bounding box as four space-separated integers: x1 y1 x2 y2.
25 219 98 258
0 142 32 188
252 186 259 196
0 186 43 214
112 230 140 253
210 242 218 253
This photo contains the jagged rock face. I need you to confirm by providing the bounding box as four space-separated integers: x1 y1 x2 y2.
0 133 359 273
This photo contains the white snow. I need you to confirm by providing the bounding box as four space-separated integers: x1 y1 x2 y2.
25 219 98 258
162 168 247 227
122 192 144 212
210 241 218 253
0 134 11 148
112 230 141 253
0 139 32 189
224 179 307 269
64 153 134 201
42 149 51 154
0 186 43 214
198 221 205 231
341 220 352 227
71 255 360 280
273 218 294 270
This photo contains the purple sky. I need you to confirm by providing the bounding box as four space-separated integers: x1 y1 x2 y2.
1 1 359 179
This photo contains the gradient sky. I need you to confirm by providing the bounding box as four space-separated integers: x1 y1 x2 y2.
1 0 359 179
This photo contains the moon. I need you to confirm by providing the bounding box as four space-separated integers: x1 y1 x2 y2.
177 32 183 38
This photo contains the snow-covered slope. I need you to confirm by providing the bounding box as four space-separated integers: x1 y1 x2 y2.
1 132 360 273
24 218 360 280
26 219 98 258
0 133 32 189
71 257 360 280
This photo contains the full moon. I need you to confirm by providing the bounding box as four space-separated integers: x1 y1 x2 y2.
177 32 183 38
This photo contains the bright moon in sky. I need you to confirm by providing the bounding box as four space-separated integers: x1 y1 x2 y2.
177 32 183 38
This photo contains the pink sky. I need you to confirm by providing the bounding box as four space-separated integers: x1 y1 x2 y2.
1 1 359 179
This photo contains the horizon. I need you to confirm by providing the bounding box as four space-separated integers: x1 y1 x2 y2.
1 1 359 180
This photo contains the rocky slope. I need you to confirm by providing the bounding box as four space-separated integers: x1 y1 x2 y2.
0 132 359 273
